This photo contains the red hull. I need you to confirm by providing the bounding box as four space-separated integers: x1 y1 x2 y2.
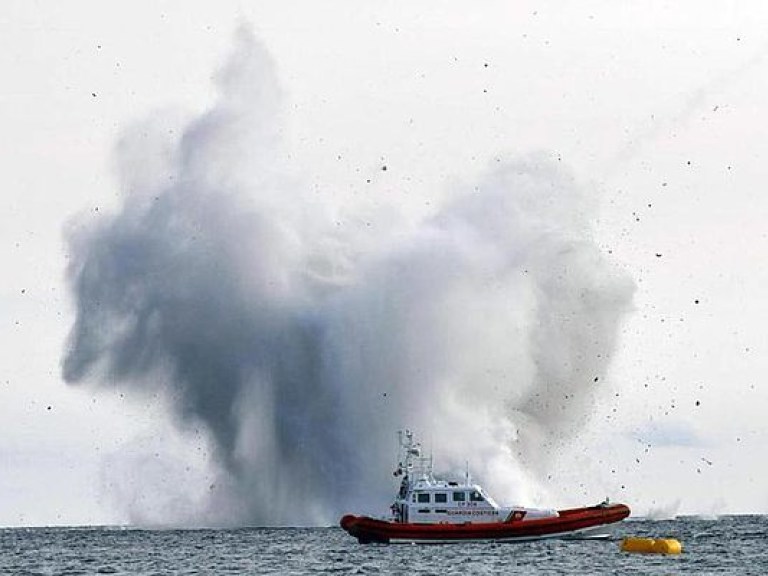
340 503 630 543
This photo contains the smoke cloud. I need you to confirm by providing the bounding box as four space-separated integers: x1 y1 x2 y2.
63 28 635 526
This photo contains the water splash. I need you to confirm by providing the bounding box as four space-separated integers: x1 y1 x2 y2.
63 27 635 526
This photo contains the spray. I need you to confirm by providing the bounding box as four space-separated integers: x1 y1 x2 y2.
63 27 634 526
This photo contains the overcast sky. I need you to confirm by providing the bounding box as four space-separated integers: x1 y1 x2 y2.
2 1 768 527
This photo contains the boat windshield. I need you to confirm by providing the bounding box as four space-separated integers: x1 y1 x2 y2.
474 488 498 507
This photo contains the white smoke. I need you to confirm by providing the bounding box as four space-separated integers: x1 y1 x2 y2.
62 27 635 526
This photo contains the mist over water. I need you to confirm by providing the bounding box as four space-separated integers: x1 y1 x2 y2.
62 28 635 526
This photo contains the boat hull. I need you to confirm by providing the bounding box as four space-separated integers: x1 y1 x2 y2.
340 503 630 544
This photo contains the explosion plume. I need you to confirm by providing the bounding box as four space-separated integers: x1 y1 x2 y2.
63 28 634 526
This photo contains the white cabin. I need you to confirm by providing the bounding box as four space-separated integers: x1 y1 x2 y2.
391 430 558 525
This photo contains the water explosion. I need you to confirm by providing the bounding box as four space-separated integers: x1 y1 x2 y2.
63 28 634 526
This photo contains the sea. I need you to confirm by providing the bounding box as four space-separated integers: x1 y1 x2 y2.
1 515 765 575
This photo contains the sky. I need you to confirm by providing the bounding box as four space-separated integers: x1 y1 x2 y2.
2 1 768 527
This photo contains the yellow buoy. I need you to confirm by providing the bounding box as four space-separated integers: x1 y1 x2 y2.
621 537 682 555
621 537 655 553
652 539 683 554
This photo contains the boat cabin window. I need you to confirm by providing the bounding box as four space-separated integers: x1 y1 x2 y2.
417 493 430 504
469 491 485 502
453 491 466 502
434 493 448 503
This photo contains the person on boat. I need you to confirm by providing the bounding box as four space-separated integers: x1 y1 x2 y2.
397 475 408 499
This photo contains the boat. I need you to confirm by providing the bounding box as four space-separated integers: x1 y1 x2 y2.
340 430 630 544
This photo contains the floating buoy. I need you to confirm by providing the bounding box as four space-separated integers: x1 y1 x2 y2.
621 537 655 553
621 537 682 555
651 538 683 554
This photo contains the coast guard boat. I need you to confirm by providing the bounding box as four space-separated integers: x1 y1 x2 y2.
340 430 630 544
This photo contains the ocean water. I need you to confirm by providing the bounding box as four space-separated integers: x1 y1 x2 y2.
1 515 766 575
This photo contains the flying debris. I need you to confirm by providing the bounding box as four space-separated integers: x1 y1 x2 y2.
62 27 635 526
